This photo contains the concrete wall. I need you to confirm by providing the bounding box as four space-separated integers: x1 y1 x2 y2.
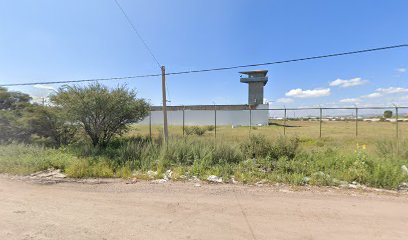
248 82 264 105
138 104 269 126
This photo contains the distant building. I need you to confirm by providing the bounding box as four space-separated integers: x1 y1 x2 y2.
139 70 270 126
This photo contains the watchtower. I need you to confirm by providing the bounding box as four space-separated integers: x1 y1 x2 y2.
240 70 268 105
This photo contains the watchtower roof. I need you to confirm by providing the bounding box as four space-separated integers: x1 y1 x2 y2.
239 70 268 75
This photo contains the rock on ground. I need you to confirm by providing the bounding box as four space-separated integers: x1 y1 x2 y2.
207 175 223 183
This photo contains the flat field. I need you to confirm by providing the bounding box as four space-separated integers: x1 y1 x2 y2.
129 120 408 152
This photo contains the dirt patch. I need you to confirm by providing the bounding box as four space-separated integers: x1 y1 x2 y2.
1 175 408 239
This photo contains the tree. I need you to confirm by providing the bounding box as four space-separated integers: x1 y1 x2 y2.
0 87 31 110
50 83 149 147
0 87 33 143
0 108 32 143
27 106 78 146
384 110 393 118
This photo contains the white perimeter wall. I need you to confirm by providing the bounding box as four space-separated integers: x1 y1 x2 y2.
138 105 269 126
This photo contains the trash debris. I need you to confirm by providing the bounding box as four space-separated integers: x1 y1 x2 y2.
332 178 348 187
147 170 158 178
126 178 138 184
348 181 363 189
30 168 66 179
190 176 200 182
256 179 267 185
207 175 222 183
302 177 311 184
398 182 408 191
152 179 167 184
165 170 173 179
401 165 408 175
194 183 201 187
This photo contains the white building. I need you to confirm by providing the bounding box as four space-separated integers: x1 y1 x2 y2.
139 70 270 126
139 104 269 126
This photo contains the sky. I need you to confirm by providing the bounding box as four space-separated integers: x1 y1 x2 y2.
0 0 407 108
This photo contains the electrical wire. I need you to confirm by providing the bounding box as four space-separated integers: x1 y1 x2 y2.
1 44 407 87
0 74 161 87
165 44 408 75
113 0 161 68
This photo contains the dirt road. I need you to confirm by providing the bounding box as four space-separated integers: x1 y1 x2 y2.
1 177 407 240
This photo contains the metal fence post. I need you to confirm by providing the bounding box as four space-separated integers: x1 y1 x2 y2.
355 107 358 137
283 108 287 136
319 107 322 138
214 104 217 139
396 106 399 155
249 106 252 136
182 106 185 137
149 110 152 139
395 106 399 140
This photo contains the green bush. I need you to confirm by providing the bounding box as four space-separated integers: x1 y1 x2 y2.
205 125 215 131
240 135 299 160
184 126 207 136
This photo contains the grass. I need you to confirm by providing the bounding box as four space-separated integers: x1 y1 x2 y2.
128 120 408 148
0 144 75 175
1 122 408 190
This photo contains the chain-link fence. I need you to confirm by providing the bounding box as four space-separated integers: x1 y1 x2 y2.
138 106 408 142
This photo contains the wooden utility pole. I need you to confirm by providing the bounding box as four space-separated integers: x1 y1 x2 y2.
161 66 169 143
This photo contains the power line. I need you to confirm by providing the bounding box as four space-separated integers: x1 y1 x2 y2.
1 44 407 87
113 0 161 68
165 44 408 75
0 74 161 87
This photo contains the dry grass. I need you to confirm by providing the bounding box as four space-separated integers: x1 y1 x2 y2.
128 120 408 152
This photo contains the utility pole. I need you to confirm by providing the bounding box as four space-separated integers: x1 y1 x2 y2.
161 66 169 144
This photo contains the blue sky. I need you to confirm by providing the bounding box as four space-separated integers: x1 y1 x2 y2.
0 0 407 107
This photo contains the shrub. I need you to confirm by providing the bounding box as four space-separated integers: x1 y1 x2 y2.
51 83 149 147
241 135 300 160
269 136 300 160
205 125 215 131
241 135 272 159
184 126 207 136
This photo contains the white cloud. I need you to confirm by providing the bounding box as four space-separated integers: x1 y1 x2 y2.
339 98 360 103
285 88 330 98
397 68 406 73
329 77 368 88
399 95 408 100
375 87 408 94
362 92 382 98
276 98 294 103
33 84 56 91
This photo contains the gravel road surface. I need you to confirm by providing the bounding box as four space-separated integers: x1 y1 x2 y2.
1 177 407 240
